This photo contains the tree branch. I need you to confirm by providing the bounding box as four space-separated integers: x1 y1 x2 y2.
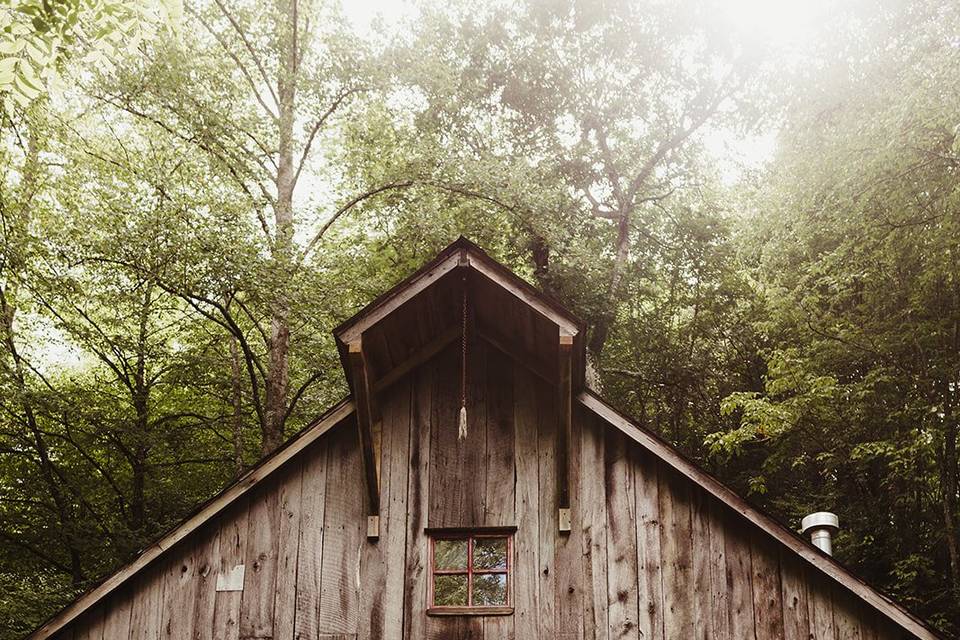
303 180 414 256
210 0 281 109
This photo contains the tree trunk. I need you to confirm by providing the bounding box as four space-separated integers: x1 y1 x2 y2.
128 285 153 532
230 337 245 474
262 0 299 454
529 230 553 294
941 416 960 599
586 208 632 386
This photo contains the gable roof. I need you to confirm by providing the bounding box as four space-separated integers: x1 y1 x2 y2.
27 238 942 640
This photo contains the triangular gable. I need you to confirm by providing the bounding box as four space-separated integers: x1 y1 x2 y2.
27 238 942 640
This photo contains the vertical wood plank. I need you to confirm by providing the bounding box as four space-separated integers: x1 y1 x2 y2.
129 564 164 640
212 501 249 640
189 526 221 640
273 462 304 640
780 553 811 640
707 500 729 640
514 365 540 639
484 347 515 640
723 510 755 639
239 480 281 639
750 531 785 638
359 379 412 640
691 488 713 640
293 442 328 640
659 467 694 640
633 447 664 640
554 406 584 640
318 423 363 634
536 376 558 639
807 573 836 640
404 366 432 640
101 588 134 640
161 546 197 640
484 346 515 526
605 429 639 640
580 412 608 640
74 608 105 640
834 587 864 640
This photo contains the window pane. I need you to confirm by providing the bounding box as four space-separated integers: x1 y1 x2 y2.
434 539 467 570
473 573 507 606
473 537 507 570
434 574 468 606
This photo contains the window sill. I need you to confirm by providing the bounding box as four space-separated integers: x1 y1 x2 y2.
426 606 514 617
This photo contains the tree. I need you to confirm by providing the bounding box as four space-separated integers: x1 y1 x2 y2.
0 0 181 108
86 0 418 453
713 1 960 630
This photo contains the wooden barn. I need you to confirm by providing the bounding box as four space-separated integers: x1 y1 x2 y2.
28 238 941 639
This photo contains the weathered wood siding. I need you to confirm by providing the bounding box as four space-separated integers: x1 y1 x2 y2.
56 342 911 639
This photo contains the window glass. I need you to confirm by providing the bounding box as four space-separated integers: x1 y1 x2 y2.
434 539 468 570
473 573 507 606
473 537 507 570
434 574 469 606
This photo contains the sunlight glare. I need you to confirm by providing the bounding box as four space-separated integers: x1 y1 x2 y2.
718 0 834 48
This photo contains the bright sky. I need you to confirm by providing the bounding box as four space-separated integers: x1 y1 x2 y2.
338 0 834 184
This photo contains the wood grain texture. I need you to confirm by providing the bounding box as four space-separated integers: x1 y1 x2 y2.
403 365 433 640
514 365 541 639
750 530 785 638
293 442 328 640
160 544 197 640
690 488 713 640
273 462 304 639
659 467 695 640
128 564 164 640
535 376 558 639
707 499 730 640
189 526 221 640
239 480 281 639
318 423 363 635
633 447 664 640
580 410 608 640
359 378 411 640
100 587 133 640
484 346 516 640
724 507 756 640
808 571 837 640
212 501 249 640
780 552 811 640
428 345 478 528
554 405 584 640
605 428 639 640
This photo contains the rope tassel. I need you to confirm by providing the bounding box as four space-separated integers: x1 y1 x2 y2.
458 405 468 440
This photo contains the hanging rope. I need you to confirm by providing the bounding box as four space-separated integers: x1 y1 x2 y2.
458 275 468 440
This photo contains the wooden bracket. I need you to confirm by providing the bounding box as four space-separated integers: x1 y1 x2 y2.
348 339 381 539
557 332 573 533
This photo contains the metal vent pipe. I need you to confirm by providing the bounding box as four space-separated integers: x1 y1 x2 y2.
801 512 839 555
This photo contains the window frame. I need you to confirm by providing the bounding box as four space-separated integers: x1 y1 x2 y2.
426 528 514 616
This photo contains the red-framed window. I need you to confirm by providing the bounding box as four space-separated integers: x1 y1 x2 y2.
427 530 513 615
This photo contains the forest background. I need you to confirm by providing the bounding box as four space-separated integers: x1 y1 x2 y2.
2 0 959 636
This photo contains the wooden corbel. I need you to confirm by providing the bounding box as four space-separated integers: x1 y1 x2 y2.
348 339 381 539
557 332 573 532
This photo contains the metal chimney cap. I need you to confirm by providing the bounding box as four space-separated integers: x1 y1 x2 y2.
801 511 839 534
